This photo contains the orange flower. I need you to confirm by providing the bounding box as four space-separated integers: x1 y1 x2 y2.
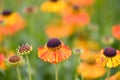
38 38 72 64
68 0 94 6
112 25 120 40
40 0 66 13
0 10 25 35
77 50 106 79
45 24 74 38
62 6 90 26
0 54 6 70
77 62 106 79
96 47 120 68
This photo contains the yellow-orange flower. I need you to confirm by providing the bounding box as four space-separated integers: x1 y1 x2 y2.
38 38 72 64
96 47 120 68
77 62 106 79
0 10 25 35
45 24 74 38
0 54 6 70
40 0 66 13
112 25 120 40
77 50 106 79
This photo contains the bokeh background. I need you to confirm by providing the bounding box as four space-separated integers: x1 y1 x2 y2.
0 0 120 80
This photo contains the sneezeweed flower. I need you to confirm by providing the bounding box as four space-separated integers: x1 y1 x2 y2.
62 5 90 27
77 50 106 79
17 43 32 55
77 62 106 79
96 47 120 68
45 24 74 38
8 55 22 80
0 10 25 35
0 54 6 70
40 0 66 13
67 0 94 7
38 38 72 64
38 38 72 80
112 25 120 40
8 55 22 65
17 43 32 80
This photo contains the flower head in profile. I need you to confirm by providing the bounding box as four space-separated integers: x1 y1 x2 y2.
8 55 22 65
96 47 120 68
38 38 72 64
40 0 66 13
0 54 6 69
17 44 32 55
112 25 120 40
0 10 25 35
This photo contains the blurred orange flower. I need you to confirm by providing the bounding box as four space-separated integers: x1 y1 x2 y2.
67 0 94 6
62 7 90 26
45 24 74 38
96 47 120 68
112 25 120 40
0 10 25 36
40 0 66 13
38 38 72 64
0 54 6 70
77 50 106 79
77 62 106 79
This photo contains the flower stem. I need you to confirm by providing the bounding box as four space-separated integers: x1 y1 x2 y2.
16 64 22 80
107 68 110 80
55 64 58 80
26 54 32 80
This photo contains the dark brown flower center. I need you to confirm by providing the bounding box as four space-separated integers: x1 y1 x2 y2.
19 44 31 53
73 5 80 11
50 0 58 2
103 48 116 57
2 10 12 16
9 55 20 63
47 38 61 48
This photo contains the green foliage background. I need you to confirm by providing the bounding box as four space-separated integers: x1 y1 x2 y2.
0 0 120 80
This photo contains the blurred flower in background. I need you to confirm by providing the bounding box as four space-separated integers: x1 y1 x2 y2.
0 54 6 70
77 50 106 79
112 25 120 41
0 10 25 36
40 0 66 13
45 24 74 38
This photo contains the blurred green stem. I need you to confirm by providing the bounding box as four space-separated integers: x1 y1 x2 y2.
26 54 32 80
55 64 58 80
16 64 22 80
107 68 110 80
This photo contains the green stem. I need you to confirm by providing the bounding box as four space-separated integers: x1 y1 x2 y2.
55 64 58 80
16 64 22 80
107 68 110 80
26 54 32 80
